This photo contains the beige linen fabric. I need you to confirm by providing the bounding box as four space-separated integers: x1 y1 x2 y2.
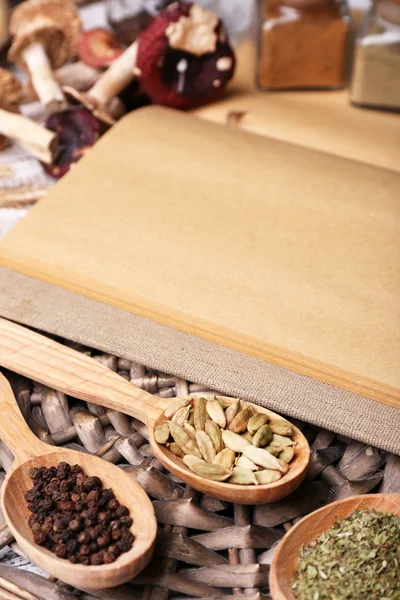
0 266 399 455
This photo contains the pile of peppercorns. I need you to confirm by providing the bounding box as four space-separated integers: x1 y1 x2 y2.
25 462 134 565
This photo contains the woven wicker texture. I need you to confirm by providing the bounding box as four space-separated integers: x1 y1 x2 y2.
0 337 399 599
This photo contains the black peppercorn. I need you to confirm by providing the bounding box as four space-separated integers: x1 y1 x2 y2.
115 506 129 517
25 462 133 565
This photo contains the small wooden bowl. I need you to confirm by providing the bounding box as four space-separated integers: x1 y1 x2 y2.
269 493 400 600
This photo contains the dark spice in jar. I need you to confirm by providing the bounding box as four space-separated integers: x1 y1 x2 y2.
25 462 134 565
258 0 351 90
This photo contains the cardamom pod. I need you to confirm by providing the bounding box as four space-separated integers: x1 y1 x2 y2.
228 467 258 485
268 416 294 437
216 396 232 409
270 434 296 447
206 399 226 428
168 442 186 458
247 413 269 434
154 423 170 445
183 455 232 481
241 431 254 443
164 397 192 419
205 420 224 454
229 406 252 433
236 455 260 471
171 404 191 425
279 446 295 463
277 458 290 474
194 397 207 431
214 448 236 469
169 422 202 458
222 430 251 453
225 399 240 426
188 408 195 426
252 424 273 447
196 430 216 463
243 444 285 472
255 469 282 484
183 421 197 440
264 445 282 457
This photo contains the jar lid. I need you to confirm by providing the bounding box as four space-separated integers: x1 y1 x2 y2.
377 1 400 24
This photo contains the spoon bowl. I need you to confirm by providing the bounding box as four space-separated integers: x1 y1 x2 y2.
150 396 309 504
0 375 157 590
269 493 400 600
0 317 310 504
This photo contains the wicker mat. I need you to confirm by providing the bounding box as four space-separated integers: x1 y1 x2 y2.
0 339 399 600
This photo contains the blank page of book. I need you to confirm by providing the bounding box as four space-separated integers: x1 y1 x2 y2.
0 106 399 407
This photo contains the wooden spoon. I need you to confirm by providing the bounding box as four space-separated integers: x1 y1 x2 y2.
0 317 310 504
269 493 400 600
0 373 157 589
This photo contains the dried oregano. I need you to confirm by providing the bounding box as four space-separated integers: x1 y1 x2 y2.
292 508 400 600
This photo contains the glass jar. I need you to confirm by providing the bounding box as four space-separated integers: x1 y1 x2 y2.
351 1 400 112
257 0 352 90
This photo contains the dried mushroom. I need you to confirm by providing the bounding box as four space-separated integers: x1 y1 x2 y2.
42 107 99 178
64 1 235 123
79 28 124 69
0 67 58 163
8 0 81 112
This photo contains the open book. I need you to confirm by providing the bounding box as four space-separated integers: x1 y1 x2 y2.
0 105 398 410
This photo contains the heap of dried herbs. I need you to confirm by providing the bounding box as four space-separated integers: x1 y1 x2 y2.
292 508 400 600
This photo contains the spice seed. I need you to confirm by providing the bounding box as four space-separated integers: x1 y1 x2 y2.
194 397 207 431
255 469 282 484
154 423 170 445
196 430 216 463
205 420 224 454
25 462 134 565
183 455 232 481
247 413 269 435
221 430 251 454
243 445 285 472
228 467 258 485
214 448 236 469
169 422 202 458
252 424 273 447
206 399 226 429
279 446 295 463
229 407 252 433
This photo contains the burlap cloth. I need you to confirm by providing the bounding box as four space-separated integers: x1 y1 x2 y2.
0 265 399 455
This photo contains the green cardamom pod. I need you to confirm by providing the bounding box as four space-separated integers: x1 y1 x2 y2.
255 469 282 484
154 423 170 445
268 416 294 437
229 406 252 433
214 448 236 469
205 420 224 454
279 446 295 463
243 444 285 472
169 422 202 458
264 445 282 457
168 442 186 458
183 421 197 440
183 455 232 481
196 430 216 463
171 404 191 425
206 399 226 428
241 431 254 443
236 455 260 471
228 466 258 485
222 430 251 453
247 413 269 435
194 396 207 431
164 397 192 419
270 434 296 447
252 424 273 447
225 399 240 426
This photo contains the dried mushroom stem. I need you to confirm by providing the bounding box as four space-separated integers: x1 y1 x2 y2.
0 109 58 164
86 41 139 107
22 41 67 111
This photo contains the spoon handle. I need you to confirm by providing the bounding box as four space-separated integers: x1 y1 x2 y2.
0 372 46 463
0 318 168 426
